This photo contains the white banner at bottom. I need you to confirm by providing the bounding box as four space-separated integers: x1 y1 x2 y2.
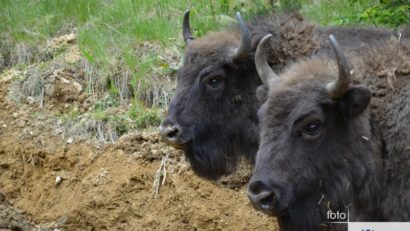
348 222 410 231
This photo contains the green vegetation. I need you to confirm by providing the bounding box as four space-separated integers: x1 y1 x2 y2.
1 0 407 79
1 0 408 142
128 100 162 129
300 0 409 26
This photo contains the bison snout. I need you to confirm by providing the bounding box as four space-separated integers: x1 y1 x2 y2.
159 120 186 146
247 180 283 216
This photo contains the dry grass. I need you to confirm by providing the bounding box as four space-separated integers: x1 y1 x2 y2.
152 153 170 198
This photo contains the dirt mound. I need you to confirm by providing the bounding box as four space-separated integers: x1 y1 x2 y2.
0 66 278 230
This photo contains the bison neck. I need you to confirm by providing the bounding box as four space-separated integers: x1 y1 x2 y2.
368 83 410 220
351 37 410 220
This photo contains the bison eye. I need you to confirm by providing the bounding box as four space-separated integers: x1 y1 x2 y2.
303 120 322 139
206 77 223 89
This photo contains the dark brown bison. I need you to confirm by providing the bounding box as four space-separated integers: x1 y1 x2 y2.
159 10 403 180
247 33 410 231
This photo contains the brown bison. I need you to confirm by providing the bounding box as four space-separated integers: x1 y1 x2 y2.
247 33 410 231
159 10 403 180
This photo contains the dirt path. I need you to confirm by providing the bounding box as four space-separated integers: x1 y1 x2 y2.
0 73 278 230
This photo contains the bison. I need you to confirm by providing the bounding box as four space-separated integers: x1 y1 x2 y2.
247 33 410 231
159 10 403 180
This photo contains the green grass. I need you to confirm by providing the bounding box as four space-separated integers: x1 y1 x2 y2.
1 0 405 69
0 0 100 42
0 0 271 57
128 99 162 129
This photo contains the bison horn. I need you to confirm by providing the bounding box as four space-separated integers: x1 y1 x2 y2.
255 34 278 85
183 10 194 44
233 12 252 61
326 34 353 98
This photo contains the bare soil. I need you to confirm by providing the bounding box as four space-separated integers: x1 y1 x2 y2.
0 56 278 230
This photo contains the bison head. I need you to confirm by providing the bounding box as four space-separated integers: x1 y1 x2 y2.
160 11 262 179
248 35 380 229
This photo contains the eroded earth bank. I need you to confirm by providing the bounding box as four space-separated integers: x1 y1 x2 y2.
0 34 277 231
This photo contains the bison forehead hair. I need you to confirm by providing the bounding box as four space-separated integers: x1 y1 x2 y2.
186 31 241 62
274 59 337 88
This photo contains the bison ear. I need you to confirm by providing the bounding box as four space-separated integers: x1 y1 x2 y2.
339 86 371 117
256 85 268 103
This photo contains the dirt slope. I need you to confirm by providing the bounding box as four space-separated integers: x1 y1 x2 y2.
0 69 278 230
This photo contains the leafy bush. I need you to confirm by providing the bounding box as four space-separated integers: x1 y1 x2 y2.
357 0 409 27
317 0 410 27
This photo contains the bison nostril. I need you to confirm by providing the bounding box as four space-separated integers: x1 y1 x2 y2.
259 192 274 210
159 122 183 144
160 125 179 138
166 127 179 138
247 180 277 211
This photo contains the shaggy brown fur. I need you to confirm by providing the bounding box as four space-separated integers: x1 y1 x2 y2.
249 35 410 230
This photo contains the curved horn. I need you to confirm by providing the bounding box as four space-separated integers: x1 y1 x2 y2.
233 12 252 61
326 34 353 98
183 10 194 44
255 34 279 85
